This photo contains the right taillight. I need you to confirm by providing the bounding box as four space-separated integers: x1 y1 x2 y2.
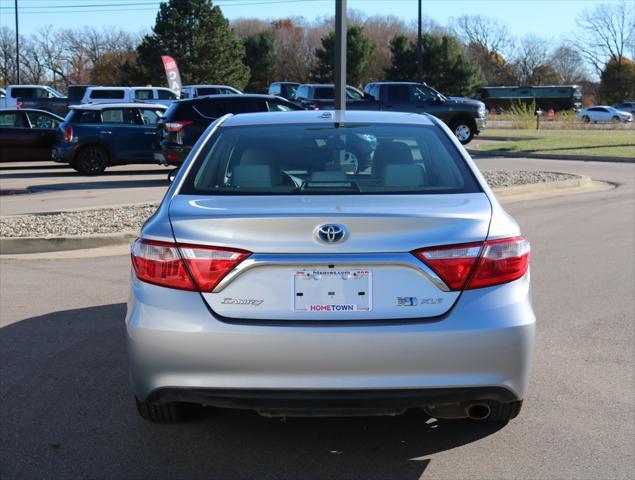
414 236 530 291
164 120 192 133
64 125 73 143
131 239 250 292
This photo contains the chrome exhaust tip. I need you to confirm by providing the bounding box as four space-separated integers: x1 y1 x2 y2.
466 403 491 420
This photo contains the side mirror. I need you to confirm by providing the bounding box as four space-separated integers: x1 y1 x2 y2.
434 94 445 104
167 167 179 183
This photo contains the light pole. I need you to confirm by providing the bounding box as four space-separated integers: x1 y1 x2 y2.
417 0 422 83
334 0 346 111
15 0 20 83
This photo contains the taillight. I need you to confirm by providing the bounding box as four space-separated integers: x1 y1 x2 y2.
164 120 192 133
131 239 250 292
64 125 73 143
413 236 530 290
16 99 22 109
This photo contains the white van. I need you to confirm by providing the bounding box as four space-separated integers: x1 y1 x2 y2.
81 87 179 106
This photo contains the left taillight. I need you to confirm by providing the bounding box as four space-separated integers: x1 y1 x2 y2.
64 125 73 143
131 239 250 292
413 236 530 291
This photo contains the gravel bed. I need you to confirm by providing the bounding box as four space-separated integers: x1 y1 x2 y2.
483 170 579 188
0 170 581 238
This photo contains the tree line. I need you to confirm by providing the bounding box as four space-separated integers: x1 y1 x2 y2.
1 0 633 104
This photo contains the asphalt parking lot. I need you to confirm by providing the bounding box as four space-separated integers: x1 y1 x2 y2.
1 157 634 479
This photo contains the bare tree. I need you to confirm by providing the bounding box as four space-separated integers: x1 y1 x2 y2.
512 34 555 84
452 14 513 57
550 44 588 84
0 26 17 84
575 1 635 77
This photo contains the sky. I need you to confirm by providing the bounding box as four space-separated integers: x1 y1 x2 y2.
0 0 621 40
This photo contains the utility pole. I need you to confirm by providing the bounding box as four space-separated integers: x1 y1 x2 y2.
15 0 20 83
417 0 422 83
334 0 347 111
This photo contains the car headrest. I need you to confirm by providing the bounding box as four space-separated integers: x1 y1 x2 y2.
383 164 425 187
231 164 282 188
373 141 413 173
239 147 277 166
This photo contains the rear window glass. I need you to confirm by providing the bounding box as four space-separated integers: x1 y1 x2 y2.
180 123 481 196
196 88 220 96
90 89 125 99
224 100 267 114
314 87 334 99
71 110 100 123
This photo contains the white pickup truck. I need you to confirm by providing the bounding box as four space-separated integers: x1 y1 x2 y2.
0 85 66 109
81 86 179 106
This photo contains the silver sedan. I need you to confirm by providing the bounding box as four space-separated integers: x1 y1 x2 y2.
126 110 535 423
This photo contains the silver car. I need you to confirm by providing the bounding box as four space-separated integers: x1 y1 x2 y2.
126 110 535 423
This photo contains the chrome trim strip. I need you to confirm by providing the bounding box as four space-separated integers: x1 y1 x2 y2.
212 253 450 293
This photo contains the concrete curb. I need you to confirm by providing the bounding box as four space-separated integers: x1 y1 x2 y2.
468 149 635 163
0 231 138 255
0 175 601 255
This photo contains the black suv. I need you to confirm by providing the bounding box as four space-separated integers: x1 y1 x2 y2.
157 94 302 165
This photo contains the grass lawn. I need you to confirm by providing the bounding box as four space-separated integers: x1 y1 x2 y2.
470 129 635 159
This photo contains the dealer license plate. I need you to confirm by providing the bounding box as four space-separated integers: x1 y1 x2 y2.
293 269 372 312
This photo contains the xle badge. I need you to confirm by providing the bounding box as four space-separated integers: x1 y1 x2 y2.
396 297 443 306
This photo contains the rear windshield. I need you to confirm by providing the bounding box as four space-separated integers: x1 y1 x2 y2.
179 123 481 195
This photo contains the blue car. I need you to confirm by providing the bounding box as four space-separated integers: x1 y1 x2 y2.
53 103 167 175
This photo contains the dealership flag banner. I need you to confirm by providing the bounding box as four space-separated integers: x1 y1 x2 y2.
161 55 182 95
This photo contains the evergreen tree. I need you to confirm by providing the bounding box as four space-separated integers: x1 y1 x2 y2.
385 33 484 96
243 31 275 93
125 0 249 89
311 25 375 86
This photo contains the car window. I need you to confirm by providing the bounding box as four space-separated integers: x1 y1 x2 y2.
73 110 101 123
220 88 238 95
90 89 125 99
286 84 298 99
314 87 334 100
134 89 153 101
196 87 220 96
385 85 411 103
268 102 294 112
296 86 310 99
224 99 267 114
346 88 363 100
139 109 164 125
194 100 225 118
0 112 23 127
181 123 481 196
413 86 436 102
11 88 36 98
269 84 281 95
101 109 129 123
157 89 177 99
26 112 60 129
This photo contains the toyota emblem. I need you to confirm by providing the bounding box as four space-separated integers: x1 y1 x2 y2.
316 224 347 244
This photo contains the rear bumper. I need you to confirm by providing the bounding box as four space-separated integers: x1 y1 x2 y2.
159 144 190 165
51 144 76 164
147 386 518 416
127 273 536 408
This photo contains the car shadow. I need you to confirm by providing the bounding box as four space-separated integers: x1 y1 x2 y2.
27 178 169 192
0 304 505 480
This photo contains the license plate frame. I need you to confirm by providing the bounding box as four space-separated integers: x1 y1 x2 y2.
293 268 372 312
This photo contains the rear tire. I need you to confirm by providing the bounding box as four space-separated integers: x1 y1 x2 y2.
74 146 108 175
450 118 475 144
582 115 590 123
485 400 523 422
135 397 186 423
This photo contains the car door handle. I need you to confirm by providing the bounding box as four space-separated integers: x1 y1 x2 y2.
99 130 112 134
144 132 155 135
